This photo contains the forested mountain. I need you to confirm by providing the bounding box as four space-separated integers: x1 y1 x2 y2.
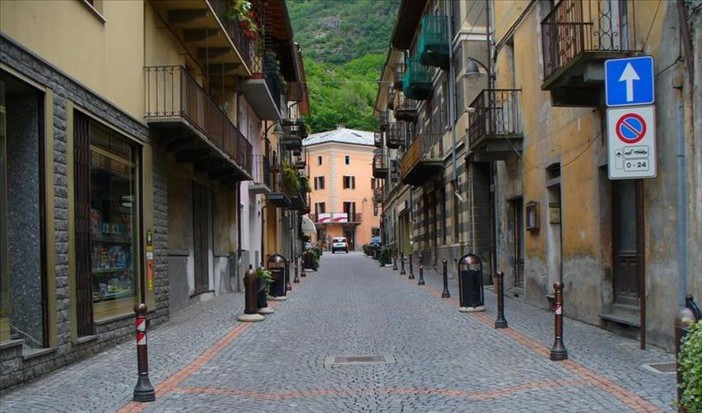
287 0 399 133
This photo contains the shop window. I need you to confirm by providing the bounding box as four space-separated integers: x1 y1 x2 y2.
75 113 140 328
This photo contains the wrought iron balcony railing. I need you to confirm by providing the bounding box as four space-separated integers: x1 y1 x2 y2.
373 148 389 178
144 65 252 175
386 123 406 149
467 89 523 160
542 0 638 79
250 154 272 192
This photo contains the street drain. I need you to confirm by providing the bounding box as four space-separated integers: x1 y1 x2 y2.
643 362 677 374
324 354 395 367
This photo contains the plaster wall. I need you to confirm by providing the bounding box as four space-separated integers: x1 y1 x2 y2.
0 0 145 119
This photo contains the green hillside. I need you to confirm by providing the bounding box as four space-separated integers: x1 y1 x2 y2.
288 0 399 133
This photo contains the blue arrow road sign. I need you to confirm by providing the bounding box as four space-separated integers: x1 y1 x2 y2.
605 56 654 107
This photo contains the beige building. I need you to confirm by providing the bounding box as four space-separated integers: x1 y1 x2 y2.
304 127 381 251
376 0 701 350
1 0 307 389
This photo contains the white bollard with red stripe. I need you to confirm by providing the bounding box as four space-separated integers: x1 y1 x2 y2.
133 304 155 402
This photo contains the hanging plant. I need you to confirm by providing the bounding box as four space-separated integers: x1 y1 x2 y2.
225 0 259 35
280 161 300 194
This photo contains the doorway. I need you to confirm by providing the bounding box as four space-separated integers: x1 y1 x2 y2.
612 180 641 305
192 182 211 295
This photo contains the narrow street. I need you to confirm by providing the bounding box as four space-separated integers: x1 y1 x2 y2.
0 252 676 412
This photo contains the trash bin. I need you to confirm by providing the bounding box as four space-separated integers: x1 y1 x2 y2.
267 254 287 298
458 254 485 312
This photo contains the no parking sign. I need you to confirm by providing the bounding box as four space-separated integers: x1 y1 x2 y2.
607 106 656 180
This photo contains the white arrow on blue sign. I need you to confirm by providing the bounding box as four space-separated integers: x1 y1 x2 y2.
605 56 654 107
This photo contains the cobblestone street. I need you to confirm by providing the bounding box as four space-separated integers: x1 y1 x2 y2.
0 252 677 413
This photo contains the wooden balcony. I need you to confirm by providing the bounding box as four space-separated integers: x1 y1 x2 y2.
400 132 443 186
467 89 523 162
373 149 389 178
144 66 252 184
541 0 640 106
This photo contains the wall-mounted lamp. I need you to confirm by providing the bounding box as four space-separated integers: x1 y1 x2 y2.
464 58 494 80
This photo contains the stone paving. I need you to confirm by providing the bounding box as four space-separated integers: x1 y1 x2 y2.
0 252 677 413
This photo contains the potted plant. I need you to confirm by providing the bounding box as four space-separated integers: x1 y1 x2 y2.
280 161 300 194
225 0 259 37
256 266 274 294
678 320 702 412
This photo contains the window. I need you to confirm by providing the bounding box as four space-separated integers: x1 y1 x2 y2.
76 114 140 328
373 206 379 217
343 202 356 221
343 175 355 189
314 176 325 190
317 155 322 165
371 178 376 189
1 73 47 346
345 155 350 165
314 202 325 217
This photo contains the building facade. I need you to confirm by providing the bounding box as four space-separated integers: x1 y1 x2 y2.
304 127 381 251
1 0 307 389
375 0 701 350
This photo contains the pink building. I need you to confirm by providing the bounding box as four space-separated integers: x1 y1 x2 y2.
303 127 381 251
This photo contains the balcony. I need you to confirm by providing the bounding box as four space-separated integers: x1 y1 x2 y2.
289 192 309 212
144 66 252 184
386 123 406 149
387 85 396 110
374 132 383 149
249 154 272 194
379 110 390 131
395 92 418 123
467 89 523 162
280 119 307 152
541 0 639 106
373 149 389 178
418 15 449 70
373 186 384 204
148 0 254 81
400 130 443 187
403 56 433 100
239 52 285 120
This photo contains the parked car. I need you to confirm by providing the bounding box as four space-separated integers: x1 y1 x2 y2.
331 237 349 254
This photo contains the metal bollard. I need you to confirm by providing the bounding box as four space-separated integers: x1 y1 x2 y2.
132 304 155 402
418 252 425 285
494 271 508 328
408 252 415 280
301 253 307 277
285 259 292 291
441 259 450 298
675 294 701 411
400 252 406 275
550 282 568 361
238 266 265 322
392 252 398 271
293 257 300 283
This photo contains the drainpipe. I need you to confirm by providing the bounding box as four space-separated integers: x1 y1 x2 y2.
486 0 498 280
447 0 459 255
675 72 687 307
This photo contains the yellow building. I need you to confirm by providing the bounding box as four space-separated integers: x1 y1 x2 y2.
304 127 381 251
1 0 307 389
377 0 701 350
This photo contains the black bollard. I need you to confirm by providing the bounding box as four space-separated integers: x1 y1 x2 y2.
301 253 307 277
132 304 155 402
392 252 398 271
408 251 415 279
285 259 292 291
550 282 568 361
441 259 450 298
494 271 508 328
400 252 406 275
418 252 425 285
293 257 300 283
239 266 265 321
